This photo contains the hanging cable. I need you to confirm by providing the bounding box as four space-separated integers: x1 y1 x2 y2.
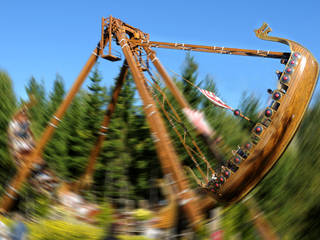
144 69 215 173
168 69 252 122
149 85 208 183
140 63 216 179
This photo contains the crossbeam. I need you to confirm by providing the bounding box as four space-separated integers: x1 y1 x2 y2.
130 39 289 59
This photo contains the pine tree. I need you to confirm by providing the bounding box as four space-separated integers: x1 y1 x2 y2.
128 107 159 200
43 74 67 177
62 65 108 185
63 93 88 180
62 65 106 182
97 71 136 200
85 65 106 124
46 74 65 121
82 65 107 147
201 75 219 120
238 92 260 130
285 95 320 239
0 71 17 193
181 53 202 108
25 76 47 137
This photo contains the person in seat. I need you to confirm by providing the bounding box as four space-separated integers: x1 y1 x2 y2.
8 109 35 166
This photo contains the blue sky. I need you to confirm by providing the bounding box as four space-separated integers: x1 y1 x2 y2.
0 0 319 109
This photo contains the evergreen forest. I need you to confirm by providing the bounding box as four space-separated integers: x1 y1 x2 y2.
0 54 319 239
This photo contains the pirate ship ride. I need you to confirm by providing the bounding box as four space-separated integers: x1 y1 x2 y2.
1 17 318 230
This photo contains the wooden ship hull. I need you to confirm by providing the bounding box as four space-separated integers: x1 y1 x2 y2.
214 25 319 203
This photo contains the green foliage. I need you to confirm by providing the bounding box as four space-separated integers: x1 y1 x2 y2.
44 75 68 177
201 75 219 121
82 65 107 136
25 76 47 137
127 107 158 200
132 208 153 221
46 74 65 120
28 220 103 240
0 215 14 227
1 52 320 239
17 184 51 218
222 204 259 240
95 202 113 228
96 70 159 201
221 94 320 239
95 70 135 200
63 93 88 179
32 196 51 218
73 65 108 184
194 223 210 240
0 71 16 193
238 92 260 130
181 53 202 108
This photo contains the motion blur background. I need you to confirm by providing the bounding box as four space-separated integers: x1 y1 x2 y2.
0 0 319 239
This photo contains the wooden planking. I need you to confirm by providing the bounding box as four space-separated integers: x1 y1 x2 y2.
215 40 319 203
